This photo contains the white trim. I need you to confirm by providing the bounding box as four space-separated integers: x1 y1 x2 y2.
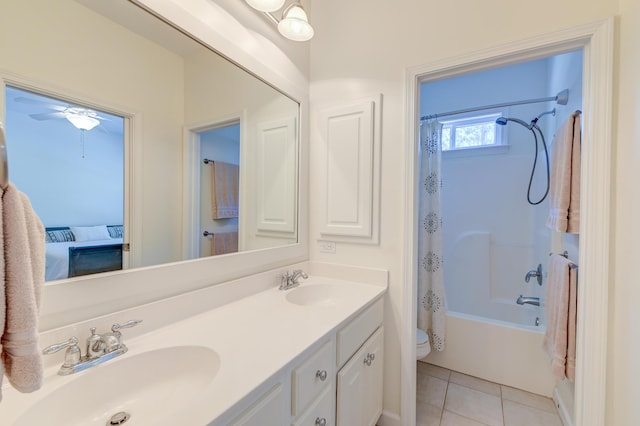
402 18 613 426
0 72 138 270
182 113 243 260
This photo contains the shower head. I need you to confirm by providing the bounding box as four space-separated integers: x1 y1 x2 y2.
495 117 530 128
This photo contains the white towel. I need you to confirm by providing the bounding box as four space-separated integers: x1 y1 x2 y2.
543 254 578 381
546 113 581 233
0 183 45 400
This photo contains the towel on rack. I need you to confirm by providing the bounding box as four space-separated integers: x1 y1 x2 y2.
546 112 581 233
0 183 45 400
543 253 578 381
210 231 238 256
211 161 239 219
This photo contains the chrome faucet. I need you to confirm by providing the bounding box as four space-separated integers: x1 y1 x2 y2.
516 295 540 306
43 319 142 375
279 269 309 290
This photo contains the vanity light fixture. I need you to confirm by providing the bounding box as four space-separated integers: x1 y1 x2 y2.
245 1 314 41
245 0 285 12
65 111 100 131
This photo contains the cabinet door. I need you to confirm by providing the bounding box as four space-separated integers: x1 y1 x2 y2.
336 327 384 426
229 383 286 426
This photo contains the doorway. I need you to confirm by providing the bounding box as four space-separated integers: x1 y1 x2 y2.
402 19 613 426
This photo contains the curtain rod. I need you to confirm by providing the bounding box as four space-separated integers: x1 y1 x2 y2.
420 89 569 121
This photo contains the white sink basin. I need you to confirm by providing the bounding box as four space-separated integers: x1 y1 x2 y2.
286 283 356 307
15 346 220 426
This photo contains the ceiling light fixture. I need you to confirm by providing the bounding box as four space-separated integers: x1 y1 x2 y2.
245 1 314 42
245 0 285 12
65 112 100 131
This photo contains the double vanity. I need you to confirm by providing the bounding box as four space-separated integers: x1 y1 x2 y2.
0 263 387 425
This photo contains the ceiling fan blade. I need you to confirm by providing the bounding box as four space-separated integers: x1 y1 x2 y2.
94 115 111 121
15 96 67 111
29 112 68 121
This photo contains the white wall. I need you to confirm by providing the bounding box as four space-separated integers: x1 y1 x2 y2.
307 0 633 423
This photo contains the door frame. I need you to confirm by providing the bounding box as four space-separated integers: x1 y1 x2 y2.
402 18 613 426
182 112 244 259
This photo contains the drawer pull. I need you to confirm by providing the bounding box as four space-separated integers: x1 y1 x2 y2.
316 369 328 381
315 417 327 426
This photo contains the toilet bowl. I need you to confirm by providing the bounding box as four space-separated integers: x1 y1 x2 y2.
416 328 431 359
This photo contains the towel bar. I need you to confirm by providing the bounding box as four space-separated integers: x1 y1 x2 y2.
549 251 579 269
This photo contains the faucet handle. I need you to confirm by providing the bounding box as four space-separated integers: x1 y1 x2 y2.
111 319 143 332
42 337 79 355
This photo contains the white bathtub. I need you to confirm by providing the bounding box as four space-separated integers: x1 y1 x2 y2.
423 310 556 397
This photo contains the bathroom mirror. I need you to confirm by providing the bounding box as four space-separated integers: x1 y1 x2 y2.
1 0 300 282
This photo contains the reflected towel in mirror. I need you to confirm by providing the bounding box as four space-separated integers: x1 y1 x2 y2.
211 161 239 219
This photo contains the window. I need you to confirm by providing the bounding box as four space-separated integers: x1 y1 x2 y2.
440 112 504 151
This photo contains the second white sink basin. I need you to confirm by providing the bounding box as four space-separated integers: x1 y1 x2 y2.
285 282 357 307
15 345 220 426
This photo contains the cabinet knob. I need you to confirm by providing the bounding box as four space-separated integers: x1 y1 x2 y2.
316 369 328 381
315 417 327 426
364 353 375 366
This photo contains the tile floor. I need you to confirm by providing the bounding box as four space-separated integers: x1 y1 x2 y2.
417 362 564 426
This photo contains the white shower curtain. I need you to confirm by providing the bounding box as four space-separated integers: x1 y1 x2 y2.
417 119 446 352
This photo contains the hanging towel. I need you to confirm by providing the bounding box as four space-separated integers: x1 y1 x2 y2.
546 112 581 233
0 183 45 400
543 253 578 381
211 161 239 219
211 231 238 256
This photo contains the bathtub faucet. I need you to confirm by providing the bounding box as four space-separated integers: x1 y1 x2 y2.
516 295 540 306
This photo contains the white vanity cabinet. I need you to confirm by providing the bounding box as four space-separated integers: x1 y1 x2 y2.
336 327 384 426
335 298 384 426
227 381 288 426
291 339 335 425
222 297 384 426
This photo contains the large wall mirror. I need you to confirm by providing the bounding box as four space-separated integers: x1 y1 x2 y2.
1 0 300 283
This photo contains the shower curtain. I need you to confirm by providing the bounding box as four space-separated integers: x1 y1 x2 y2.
417 119 446 351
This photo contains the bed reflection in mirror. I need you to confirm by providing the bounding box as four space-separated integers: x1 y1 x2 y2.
1 0 300 282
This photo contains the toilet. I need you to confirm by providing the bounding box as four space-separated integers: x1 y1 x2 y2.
416 328 431 359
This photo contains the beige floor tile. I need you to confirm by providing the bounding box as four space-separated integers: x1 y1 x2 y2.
444 383 503 426
501 385 557 413
440 410 490 426
416 402 443 426
417 375 449 408
503 400 563 426
418 361 451 381
449 371 501 397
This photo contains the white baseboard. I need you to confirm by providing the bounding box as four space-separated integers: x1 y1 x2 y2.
376 409 401 426
553 387 574 426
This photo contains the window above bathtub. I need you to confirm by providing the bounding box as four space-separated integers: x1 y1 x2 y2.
441 109 508 157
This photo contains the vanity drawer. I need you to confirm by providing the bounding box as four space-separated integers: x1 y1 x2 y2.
292 386 334 426
292 339 334 416
336 298 383 368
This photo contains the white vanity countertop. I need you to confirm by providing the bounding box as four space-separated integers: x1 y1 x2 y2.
0 274 386 425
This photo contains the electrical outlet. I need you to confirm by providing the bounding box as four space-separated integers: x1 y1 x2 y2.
319 240 336 253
